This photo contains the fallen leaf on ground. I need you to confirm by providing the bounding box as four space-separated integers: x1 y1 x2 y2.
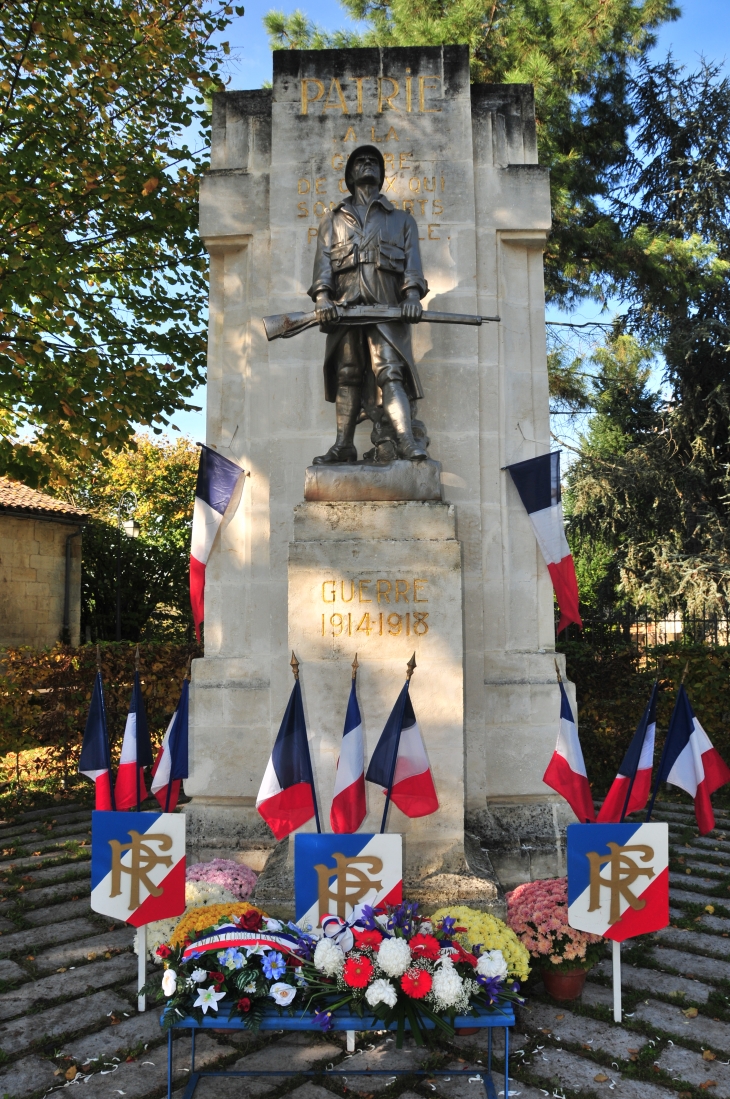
704 1051 717 1061
699 1082 717 1089
683 1008 699 1018
594 1074 609 1083
706 905 716 914
65 1067 77 1080
556 1015 564 1020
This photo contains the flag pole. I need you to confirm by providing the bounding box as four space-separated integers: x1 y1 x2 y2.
646 661 689 821
291 652 321 834
380 653 416 834
97 645 116 812
135 645 141 813
619 679 657 823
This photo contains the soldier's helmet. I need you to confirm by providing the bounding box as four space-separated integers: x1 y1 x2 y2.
345 145 386 193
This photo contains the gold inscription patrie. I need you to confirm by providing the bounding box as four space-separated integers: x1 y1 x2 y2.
319 577 430 640
314 852 384 920
586 842 655 925
300 72 442 116
108 830 174 911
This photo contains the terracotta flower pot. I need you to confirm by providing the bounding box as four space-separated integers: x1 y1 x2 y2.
455 1027 479 1035
541 966 587 1002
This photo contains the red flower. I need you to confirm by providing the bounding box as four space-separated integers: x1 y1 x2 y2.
450 942 477 967
354 929 383 949
409 934 440 961
237 997 252 1013
155 944 171 959
401 967 432 999
342 955 374 989
209 971 226 986
236 910 264 931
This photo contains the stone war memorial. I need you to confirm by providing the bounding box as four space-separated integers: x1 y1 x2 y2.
187 43 575 914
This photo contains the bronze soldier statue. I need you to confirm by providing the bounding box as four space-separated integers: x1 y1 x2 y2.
309 145 430 464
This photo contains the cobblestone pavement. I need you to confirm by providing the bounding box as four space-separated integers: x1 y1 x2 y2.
0 800 729 1099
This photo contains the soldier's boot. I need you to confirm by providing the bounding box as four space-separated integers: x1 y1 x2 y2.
313 386 360 464
382 381 428 461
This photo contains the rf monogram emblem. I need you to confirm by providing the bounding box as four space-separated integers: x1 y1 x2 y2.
586 842 655 925
108 831 174 910
314 853 384 919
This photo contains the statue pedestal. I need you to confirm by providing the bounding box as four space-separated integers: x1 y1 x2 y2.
259 499 504 915
303 460 443 503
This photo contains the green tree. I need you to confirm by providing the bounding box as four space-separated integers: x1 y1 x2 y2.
0 0 243 487
264 0 678 304
49 434 199 641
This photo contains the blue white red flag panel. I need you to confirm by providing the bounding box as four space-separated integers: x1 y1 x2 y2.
190 444 244 641
655 686 730 835
256 679 318 840
78 672 114 811
597 683 657 823
543 680 595 823
294 833 402 928
115 671 154 811
330 677 367 834
365 683 438 818
151 677 190 813
567 822 669 941
90 811 186 927
505 451 582 634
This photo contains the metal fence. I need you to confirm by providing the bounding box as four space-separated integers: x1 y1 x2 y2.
559 609 730 648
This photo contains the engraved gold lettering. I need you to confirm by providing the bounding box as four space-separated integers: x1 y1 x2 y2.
322 581 336 603
384 153 395 170
432 199 443 216
417 198 428 215
351 76 368 114
341 580 355 602
385 126 399 141
414 579 428 603
314 201 327 218
405 74 412 112
403 199 414 214
399 152 413 170
384 175 397 192
378 76 400 113
428 223 441 240
297 202 308 218
413 611 429 635
395 579 409 602
343 126 358 142
323 77 349 114
331 613 343 635
424 177 435 192
376 579 392 604
419 75 441 113
387 612 402 635
298 178 311 194
332 153 345 170
441 176 446 191
301 78 325 115
315 177 327 194
359 579 372 603
356 612 373 636
409 177 421 192
308 226 318 243
339 179 348 192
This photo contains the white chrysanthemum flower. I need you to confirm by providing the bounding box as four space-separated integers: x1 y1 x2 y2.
476 949 508 979
431 960 464 1008
314 937 345 976
365 978 398 1008
376 937 411 978
190 968 208 983
161 968 177 997
270 981 297 1006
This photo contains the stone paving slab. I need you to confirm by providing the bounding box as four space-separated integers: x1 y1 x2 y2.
674 860 730 877
657 1043 730 1096
670 873 728 893
17 860 91 886
632 1000 730 1051
0 1053 58 1098
0 849 90 875
70 1034 236 1098
0 988 129 1056
33 927 135 972
21 896 92 926
0 877 90 913
0 916 97 956
190 1039 343 1098
0 952 136 1022
0 916 17 933
655 926 730 957
581 983 614 1009
431 1062 520 1099
520 1002 646 1060
64 1007 166 1064
0 831 90 858
592 960 712 1002
0 959 27 985
670 889 728 909
652 945 730 983
519 1044 676 1099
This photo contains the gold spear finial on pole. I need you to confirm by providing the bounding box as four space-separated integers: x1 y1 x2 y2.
96 643 102 673
681 660 690 685
185 654 193 681
290 651 300 681
554 658 563 684
134 644 140 672
352 653 359 680
406 652 417 680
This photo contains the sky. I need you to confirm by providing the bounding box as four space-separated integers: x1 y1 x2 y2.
167 0 730 441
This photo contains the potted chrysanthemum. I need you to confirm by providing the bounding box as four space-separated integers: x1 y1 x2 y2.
505 877 604 1001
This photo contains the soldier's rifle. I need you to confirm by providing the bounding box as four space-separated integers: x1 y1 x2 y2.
262 303 500 342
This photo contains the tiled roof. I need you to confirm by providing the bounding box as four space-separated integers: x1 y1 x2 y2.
0 478 88 519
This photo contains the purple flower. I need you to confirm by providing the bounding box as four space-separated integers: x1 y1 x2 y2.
440 916 457 935
186 859 258 901
477 974 504 1003
387 901 420 936
358 905 382 931
314 1008 333 1032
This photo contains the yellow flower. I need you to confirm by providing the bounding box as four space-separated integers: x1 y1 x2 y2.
169 902 264 949
430 906 531 981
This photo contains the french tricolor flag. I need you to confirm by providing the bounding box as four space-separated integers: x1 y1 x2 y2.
151 677 189 813
506 451 582 634
78 671 115 811
366 680 438 821
598 682 657 822
256 674 320 841
543 678 595 822
190 444 244 641
652 685 730 835
114 671 154 811
330 674 367 833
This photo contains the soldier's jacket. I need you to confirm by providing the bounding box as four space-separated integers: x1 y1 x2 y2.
308 193 429 402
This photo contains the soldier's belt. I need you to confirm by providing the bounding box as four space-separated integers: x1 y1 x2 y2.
263 304 500 341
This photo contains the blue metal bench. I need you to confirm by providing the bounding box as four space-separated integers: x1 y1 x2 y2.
165 1001 515 1099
